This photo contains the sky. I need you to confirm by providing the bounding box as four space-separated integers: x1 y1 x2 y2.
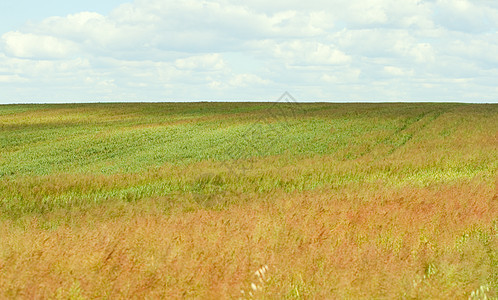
1 0 498 103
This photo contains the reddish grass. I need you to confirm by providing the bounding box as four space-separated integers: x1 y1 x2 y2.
0 182 496 299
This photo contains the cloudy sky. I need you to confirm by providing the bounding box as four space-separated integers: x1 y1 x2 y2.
1 0 498 103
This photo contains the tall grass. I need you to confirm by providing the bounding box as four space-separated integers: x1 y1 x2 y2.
0 102 496 298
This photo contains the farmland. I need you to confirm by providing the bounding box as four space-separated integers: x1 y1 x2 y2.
0 102 497 298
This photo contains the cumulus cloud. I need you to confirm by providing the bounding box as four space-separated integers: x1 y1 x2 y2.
0 0 497 103
3 31 79 59
251 40 351 66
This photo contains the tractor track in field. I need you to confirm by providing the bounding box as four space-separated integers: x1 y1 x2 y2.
357 105 458 160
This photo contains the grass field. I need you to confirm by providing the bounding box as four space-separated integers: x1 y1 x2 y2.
0 102 496 298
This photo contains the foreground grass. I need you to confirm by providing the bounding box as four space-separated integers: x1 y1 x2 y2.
0 102 497 298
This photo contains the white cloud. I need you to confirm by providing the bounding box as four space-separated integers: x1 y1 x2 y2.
435 0 498 33
0 0 497 103
2 31 79 59
250 40 351 66
347 0 389 26
229 73 270 87
321 68 361 83
445 38 498 65
174 54 226 71
384 66 414 76
393 41 436 63
33 11 153 56
208 72 270 94
0 74 27 83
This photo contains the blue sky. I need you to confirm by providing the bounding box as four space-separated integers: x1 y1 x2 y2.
0 0 129 34
1 0 498 103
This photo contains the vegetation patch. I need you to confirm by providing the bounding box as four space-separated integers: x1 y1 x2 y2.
0 102 496 298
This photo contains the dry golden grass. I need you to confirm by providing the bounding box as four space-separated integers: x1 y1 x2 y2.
0 182 496 299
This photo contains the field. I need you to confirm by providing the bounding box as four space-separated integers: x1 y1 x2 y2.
0 102 496 299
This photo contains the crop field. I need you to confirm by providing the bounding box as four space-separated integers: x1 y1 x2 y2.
0 102 496 298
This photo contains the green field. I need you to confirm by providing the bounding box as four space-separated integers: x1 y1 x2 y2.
0 102 497 298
